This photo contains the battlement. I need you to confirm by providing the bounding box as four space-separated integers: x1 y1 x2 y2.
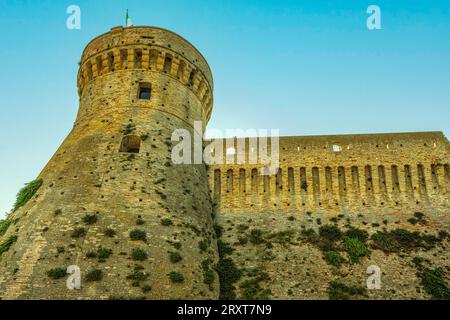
208 131 450 213
77 26 213 122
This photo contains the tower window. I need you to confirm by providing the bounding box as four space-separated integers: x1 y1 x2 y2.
119 135 141 153
138 83 151 100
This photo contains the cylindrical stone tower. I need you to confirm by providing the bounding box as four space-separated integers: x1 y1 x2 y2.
0 26 217 299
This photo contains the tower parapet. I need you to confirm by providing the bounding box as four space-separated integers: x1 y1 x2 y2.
77 26 213 127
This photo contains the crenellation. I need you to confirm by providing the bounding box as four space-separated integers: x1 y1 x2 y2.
78 45 212 115
208 132 449 215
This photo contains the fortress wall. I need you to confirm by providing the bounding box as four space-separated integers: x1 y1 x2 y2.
209 132 450 299
208 132 450 216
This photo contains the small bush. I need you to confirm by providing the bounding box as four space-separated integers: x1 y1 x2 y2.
169 251 183 263
203 270 215 285
127 271 149 281
267 230 296 245
392 229 421 247
142 285 152 293
47 267 66 279
239 280 271 300
217 240 235 258
104 228 116 237
136 218 145 225
239 269 271 300
371 232 396 252
86 251 97 258
82 214 98 225
168 271 185 283
249 229 264 244
438 231 449 240
344 237 370 264
134 264 145 271
238 236 248 245
324 251 342 267
97 247 113 260
0 219 11 236
164 161 172 167
214 224 224 238
201 259 212 270
319 225 343 241
0 235 18 255
408 212 426 225
86 269 103 282
217 258 242 300
13 179 43 211
130 229 147 241
198 240 209 252
301 227 341 255
327 280 367 300
344 228 369 243
414 212 425 220
131 248 148 261
54 209 62 216
237 224 249 232
419 268 450 300
71 227 86 238
160 218 173 226
300 228 318 242
371 228 440 253
201 260 214 288
123 124 136 135
154 178 166 185
173 242 182 250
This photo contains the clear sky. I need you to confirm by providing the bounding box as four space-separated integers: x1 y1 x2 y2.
0 0 449 218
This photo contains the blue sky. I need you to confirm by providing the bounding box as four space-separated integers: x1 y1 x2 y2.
0 0 449 218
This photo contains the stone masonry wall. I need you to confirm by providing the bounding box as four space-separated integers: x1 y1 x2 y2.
208 132 450 299
0 26 218 300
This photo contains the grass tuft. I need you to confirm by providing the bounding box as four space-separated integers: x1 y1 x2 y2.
13 179 43 211
47 267 66 279
168 271 184 283
129 229 147 241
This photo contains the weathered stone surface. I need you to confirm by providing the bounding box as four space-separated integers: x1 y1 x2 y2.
0 26 448 300
0 26 217 300
209 133 449 299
